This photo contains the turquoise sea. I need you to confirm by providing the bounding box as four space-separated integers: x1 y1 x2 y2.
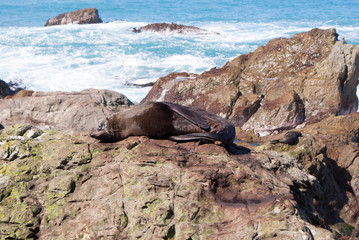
1 0 359 102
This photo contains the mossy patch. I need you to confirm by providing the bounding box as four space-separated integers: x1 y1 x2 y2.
0 125 99 238
332 222 355 237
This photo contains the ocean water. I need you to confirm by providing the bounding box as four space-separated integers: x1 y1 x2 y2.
0 0 359 102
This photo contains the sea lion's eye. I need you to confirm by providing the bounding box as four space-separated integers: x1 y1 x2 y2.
98 121 107 130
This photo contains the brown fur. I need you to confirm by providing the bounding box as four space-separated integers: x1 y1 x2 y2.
91 101 235 145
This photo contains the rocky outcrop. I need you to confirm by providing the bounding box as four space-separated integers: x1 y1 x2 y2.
0 89 358 238
0 89 132 131
132 22 213 34
0 79 14 98
0 125 337 239
45 8 103 27
142 28 359 133
2 112 359 239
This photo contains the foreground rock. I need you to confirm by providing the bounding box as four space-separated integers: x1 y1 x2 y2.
133 22 213 34
45 8 103 27
0 89 132 131
143 28 359 134
0 122 344 239
1 108 359 239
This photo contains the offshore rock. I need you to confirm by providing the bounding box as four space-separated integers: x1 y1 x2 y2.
0 89 132 131
45 8 103 26
133 22 213 34
142 28 359 133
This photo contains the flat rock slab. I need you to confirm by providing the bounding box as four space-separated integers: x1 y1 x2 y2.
0 89 132 131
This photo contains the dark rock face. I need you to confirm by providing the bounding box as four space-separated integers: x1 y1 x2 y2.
45 8 103 26
0 79 13 98
259 114 359 230
142 28 359 134
133 22 212 34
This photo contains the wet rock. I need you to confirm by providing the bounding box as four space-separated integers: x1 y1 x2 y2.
133 22 214 34
142 29 359 133
0 89 133 131
45 8 103 26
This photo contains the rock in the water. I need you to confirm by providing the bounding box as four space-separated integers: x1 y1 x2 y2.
133 22 213 34
124 81 155 87
0 89 133 131
45 8 103 26
142 28 359 133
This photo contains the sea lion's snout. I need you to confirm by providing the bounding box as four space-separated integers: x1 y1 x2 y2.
90 129 108 139
91 120 113 141
90 129 115 142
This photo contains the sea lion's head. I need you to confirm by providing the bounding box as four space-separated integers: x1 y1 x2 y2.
90 118 117 142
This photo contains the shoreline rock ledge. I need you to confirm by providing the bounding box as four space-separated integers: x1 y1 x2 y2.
45 8 103 27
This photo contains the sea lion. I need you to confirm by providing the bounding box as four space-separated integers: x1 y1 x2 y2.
269 131 302 145
90 101 235 146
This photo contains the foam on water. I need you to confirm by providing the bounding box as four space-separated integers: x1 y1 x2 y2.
1 20 359 102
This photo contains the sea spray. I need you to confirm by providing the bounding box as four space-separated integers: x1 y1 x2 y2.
0 20 359 102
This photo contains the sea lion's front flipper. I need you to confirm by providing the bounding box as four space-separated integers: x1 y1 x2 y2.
163 102 210 130
168 132 223 143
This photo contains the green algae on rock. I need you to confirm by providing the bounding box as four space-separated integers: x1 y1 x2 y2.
1 115 359 239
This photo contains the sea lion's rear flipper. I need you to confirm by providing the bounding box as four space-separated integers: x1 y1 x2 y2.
163 102 210 130
168 132 222 143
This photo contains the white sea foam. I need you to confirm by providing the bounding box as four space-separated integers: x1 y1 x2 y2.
0 20 358 102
